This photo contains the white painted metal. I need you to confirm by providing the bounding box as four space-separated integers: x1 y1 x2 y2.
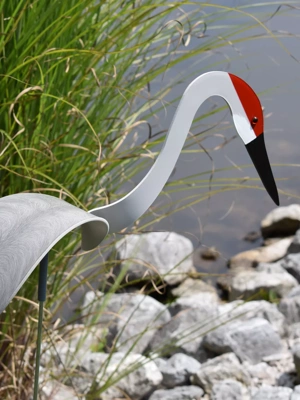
88 71 256 234
0 193 108 313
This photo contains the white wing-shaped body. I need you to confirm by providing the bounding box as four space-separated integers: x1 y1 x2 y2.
88 71 255 234
0 193 108 313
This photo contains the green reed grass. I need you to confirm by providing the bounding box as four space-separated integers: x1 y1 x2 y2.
0 0 299 398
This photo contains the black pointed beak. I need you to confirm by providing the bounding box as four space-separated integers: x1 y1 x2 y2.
245 133 279 206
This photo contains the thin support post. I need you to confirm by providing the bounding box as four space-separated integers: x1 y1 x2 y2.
33 253 49 400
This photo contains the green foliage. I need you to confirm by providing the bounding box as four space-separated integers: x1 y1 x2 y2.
255 288 281 304
0 0 297 398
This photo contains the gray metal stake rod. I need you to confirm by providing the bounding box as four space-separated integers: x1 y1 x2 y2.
33 253 49 400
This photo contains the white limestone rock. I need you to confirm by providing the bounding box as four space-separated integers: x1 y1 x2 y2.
229 264 297 301
279 294 300 325
171 277 218 298
159 353 201 388
261 204 300 238
82 352 162 400
287 323 300 341
292 343 300 378
113 232 196 286
41 380 80 400
191 353 251 394
211 379 249 400
202 318 283 364
81 291 171 354
288 229 300 253
243 362 277 387
251 384 293 400
148 303 219 357
218 300 286 337
148 385 204 400
291 385 300 400
281 253 300 282
229 238 293 270
169 292 220 316
263 351 296 388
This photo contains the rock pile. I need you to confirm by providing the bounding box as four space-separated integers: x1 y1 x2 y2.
40 205 300 399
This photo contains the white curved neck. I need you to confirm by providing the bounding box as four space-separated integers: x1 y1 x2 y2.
89 71 250 232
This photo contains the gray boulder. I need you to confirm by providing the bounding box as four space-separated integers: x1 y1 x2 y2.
40 324 109 370
218 300 286 337
148 304 219 357
42 350 163 399
59 324 106 353
41 381 80 400
292 344 300 377
244 350 296 389
191 353 251 394
263 351 296 383
279 294 300 325
171 277 218 298
202 318 283 364
229 238 292 270
81 291 171 354
288 323 300 340
211 379 249 400
288 229 300 253
159 353 201 388
113 232 195 286
286 286 300 298
148 386 204 400
243 362 277 386
281 253 300 282
229 264 297 301
169 293 219 316
251 385 293 400
153 357 167 370
41 341 86 372
82 352 162 400
292 385 300 400
261 204 300 238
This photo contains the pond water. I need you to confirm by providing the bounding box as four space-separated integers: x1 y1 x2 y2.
133 0 300 278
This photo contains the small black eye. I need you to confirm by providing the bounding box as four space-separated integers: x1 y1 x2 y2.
252 117 258 124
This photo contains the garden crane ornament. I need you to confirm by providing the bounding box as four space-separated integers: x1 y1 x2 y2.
0 71 279 398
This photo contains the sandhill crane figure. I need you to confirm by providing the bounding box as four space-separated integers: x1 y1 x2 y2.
0 71 279 398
